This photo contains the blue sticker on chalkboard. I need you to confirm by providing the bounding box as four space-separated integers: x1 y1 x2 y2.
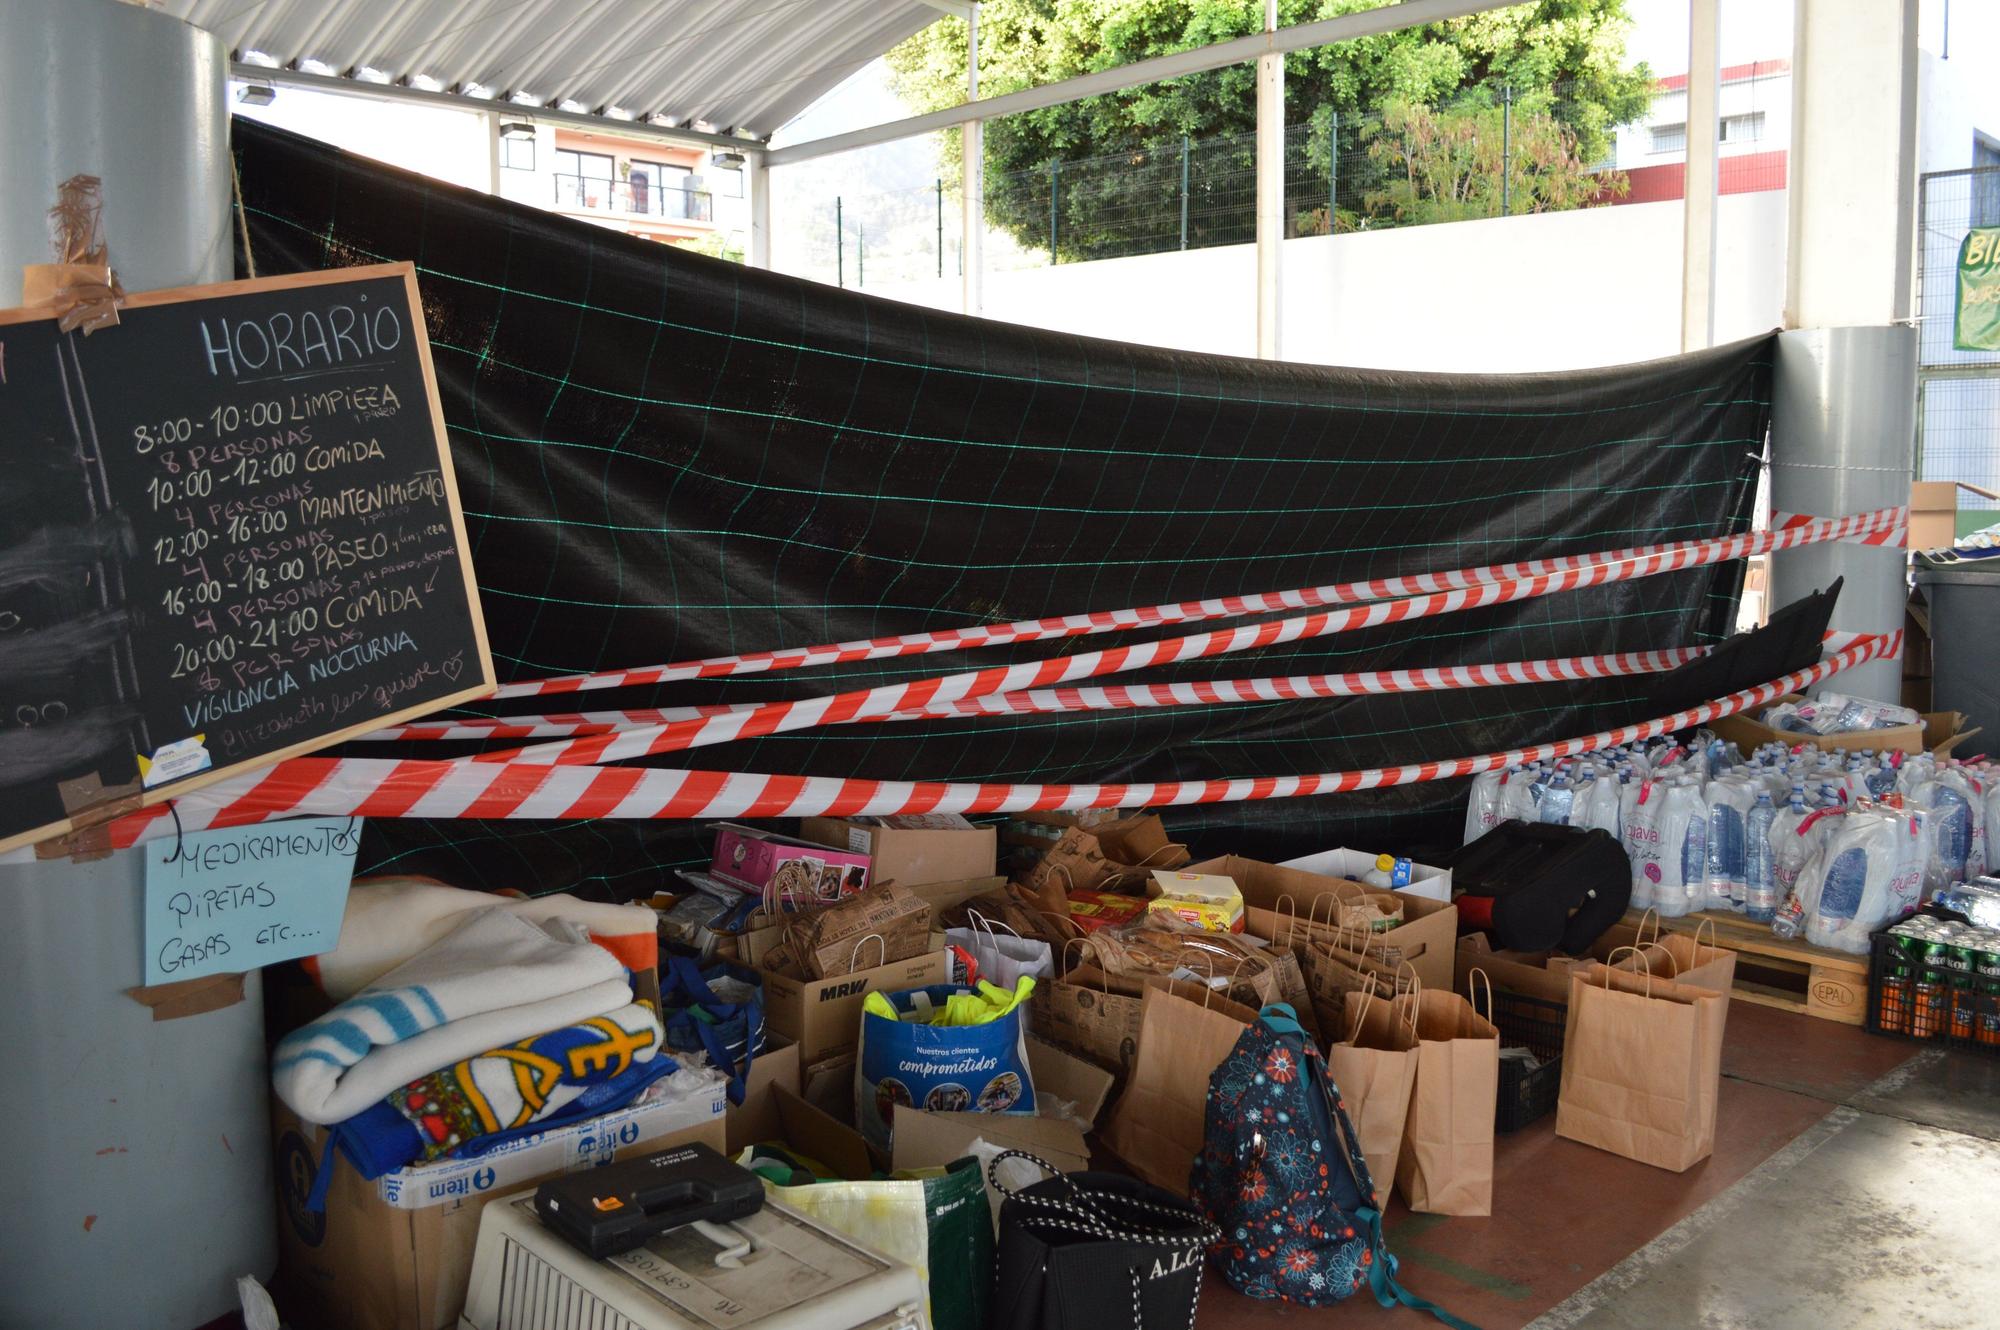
143 816 363 985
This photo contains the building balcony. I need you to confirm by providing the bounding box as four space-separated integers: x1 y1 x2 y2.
552 173 713 223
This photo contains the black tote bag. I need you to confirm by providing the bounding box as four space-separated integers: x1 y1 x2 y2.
990 1152 1220 1330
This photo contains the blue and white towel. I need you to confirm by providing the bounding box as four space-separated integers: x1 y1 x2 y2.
273 908 632 1125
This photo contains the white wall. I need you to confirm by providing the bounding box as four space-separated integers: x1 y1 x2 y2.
1918 49 2000 177
860 191 1789 372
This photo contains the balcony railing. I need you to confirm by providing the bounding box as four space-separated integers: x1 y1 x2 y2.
553 173 713 221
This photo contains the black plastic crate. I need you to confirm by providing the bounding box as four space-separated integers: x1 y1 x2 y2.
1474 985 1566 1132
1864 928 2000 1053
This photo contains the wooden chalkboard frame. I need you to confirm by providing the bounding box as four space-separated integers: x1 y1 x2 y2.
0 261 495 855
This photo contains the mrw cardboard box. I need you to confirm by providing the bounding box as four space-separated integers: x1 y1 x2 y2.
1192 855 1459 991
272 1082 725 1330
763 948 951 1067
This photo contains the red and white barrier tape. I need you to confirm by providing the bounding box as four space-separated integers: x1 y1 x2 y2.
487 506 1906 699
364 646 1710 741
43 632 1894 859
1773 510 1906 545
471 508 1904 768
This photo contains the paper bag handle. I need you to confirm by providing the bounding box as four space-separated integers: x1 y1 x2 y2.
966 909 1022 940
1602 946 1653 997
1346 973 1382 1045
1274 893 1300 948
1467 966 1495 1026
1692 916 1717 963
849 933 886 972
1633 907 1661 950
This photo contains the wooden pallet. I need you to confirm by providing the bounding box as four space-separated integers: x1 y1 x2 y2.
1611 909 1870 1025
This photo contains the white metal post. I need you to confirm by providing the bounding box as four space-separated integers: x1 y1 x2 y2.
1255 0 1283 359
962 4 984 316
747 149 771 269
1680 0 1720 352
1769 0 1923 706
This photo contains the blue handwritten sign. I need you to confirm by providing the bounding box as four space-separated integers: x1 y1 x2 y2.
143 817 363 985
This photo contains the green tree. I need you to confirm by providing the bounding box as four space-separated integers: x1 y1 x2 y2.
1361 90 1627 225
885 0 1650 259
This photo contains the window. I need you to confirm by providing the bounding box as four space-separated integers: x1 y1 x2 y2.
553 148 614 208
1720 112 1765 145
709 162 743 197
1649 122 1687 154
1976 134 2000 228
630 159 695 217
500 133 535 171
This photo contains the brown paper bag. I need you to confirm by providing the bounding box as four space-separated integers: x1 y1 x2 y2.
782 883 932 980
1029 940 1147 1079
1327 982 1418 1206
1613 911 1738 997
1015 826 1118 897
1556 952 1730 1172
1393 975 1499 1216
1099 984 1255 1195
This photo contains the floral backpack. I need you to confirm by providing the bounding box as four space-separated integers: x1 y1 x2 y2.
1190 1004 1479 1328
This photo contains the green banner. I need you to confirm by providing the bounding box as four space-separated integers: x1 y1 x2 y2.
1957 227 2000 351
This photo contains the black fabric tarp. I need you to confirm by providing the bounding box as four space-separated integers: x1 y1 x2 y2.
231 118 1768 899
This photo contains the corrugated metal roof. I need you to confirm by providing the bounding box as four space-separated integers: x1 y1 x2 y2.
158 0 951 139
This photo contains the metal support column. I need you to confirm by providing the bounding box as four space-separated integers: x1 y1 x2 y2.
747 149 772 268
835 195 844 287
1681 0 1720 351
1254 0 1283 359
1500 85 1513 217
1770 0 1923 705
961 3 984 315
0 6 267 1328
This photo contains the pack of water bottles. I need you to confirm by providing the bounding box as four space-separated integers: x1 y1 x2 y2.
1463 733 2000 954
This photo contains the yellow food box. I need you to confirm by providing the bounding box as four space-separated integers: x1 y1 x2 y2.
1146 869 1246 933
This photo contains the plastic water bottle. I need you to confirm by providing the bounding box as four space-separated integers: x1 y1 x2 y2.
1539 773 1576 826
1745 793 1778 922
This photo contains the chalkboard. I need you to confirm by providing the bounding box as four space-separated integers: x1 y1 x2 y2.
0 263 493 854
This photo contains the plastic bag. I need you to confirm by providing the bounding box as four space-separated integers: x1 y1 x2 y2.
1704 777 1756 913
1797 809 1903 952
1583 769 1624 840
1465 769 1507 846
857 981 1038 1149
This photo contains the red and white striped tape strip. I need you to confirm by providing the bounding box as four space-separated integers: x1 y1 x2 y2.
371 630 1898 741
45 632 1894 859
1773 510 1906 546
364 646 1709 741
487 506 1906 699
472 508 1904 769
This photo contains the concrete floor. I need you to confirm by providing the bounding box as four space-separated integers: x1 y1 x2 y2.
1192 1009 2000 1330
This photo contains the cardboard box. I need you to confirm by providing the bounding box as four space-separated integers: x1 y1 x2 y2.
1711 695 1969 757
769 1084 885 1178
763 948 951 1066
725 1038 801 1156
1192 855 1459 991
1145 869 1246 932
1024 1034 1116 1128
801 816 997 888
892 1106 1091 1176
1281 847 1455 903
272 1082 727 1330
1913 481 1962 553
1454 933 1574 1006
710 822 872 899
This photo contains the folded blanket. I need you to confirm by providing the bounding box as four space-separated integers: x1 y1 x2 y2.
274 908 631 1125
306 876 657 1000
332 1002 667 1177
